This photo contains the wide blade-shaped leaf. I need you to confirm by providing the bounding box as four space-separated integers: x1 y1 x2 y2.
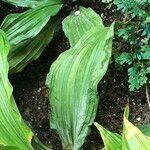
1 2 62 73
122 115 150 149
2 0 62 8
122 106 150 149
1 3 62 45
139 124 150 137
8 15 61 74
95 106 150 150
46 7 114 149
94 122 122 150
0 29 33 149
62 7 104 47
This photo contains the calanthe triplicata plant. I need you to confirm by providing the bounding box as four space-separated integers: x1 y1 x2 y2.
0 29 33 150
2 0 149 150
0 0 114 148
1 0 62 74
95 105 150 150
46 7 114 149
0 0 114 149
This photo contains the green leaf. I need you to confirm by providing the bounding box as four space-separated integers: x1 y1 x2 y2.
8 15 61 74
0 29 33 149
116 52 133 65
140 45 150 60
1 3 62 46
94 122 122 149
139 124 150 137
128 65 147 91
114 0 148 17
118 29 128 40
1 3 62 73
122 115 150 149
0 146 20 150
46 7 114 149
62 6 104 47
2 0 62 8
95 106 150 150
123 105 129 119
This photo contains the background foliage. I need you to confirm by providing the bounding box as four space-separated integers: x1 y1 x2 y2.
114 0 150 91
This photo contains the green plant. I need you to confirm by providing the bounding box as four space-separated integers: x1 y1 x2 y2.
46 7 114 149
95 105 150 149
2 0 53 8
0 0 114 149
1 0 62 73
0 29 33 149
113 0 150 91
2 0 149 149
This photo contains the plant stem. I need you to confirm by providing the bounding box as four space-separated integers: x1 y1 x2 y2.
145 84 150 109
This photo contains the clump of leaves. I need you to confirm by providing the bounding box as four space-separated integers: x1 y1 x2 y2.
0 0 63 74
1 0 114 149
95 105 150 149
114 0 150 91
0 29 33 150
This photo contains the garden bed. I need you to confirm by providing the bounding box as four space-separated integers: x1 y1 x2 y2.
10 21 150 150
1 1 150 149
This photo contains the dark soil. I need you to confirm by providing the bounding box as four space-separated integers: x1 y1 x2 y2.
1 1 150 150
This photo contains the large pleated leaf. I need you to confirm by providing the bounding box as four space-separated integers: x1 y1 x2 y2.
0 29 33 149
2 0 62 8
122 115 150 149
8 15 61 74
1 3 62 44
46 7 114 150
62 7 104 47
94 122 122 150
95 106 150 150
1 2 62 73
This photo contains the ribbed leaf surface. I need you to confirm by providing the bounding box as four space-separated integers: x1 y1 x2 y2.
63 7 104 47
8 15 61 74
2 0 62 8
0 29 33 150
46 7 114 150
1 2 62 73
94 122 122 150
122 116 150 149
95 106 150 150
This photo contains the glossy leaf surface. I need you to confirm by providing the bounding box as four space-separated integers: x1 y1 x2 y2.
1 2 62 73
95 106 150 150
46 7 114 150
2 0 62 8
8 15 61 73
94 122 122 150
122 116 150 149
0 30 33 149
63 7 104 47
